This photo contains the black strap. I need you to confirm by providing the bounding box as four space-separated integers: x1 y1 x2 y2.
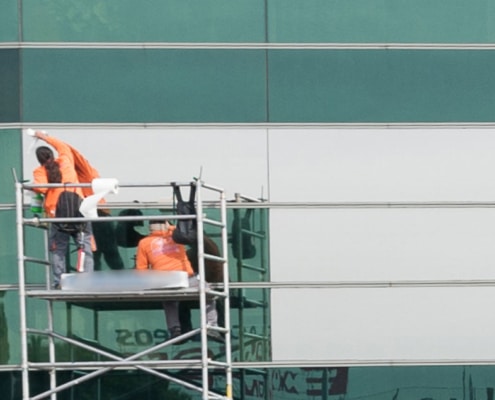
171 183 197 245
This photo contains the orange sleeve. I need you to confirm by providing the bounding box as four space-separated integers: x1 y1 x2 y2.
135 240 149 270
43 135 75 165
32 166 48 194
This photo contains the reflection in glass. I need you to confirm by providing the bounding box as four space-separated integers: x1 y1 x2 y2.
0 291 9 364
3 366 494 400
92 210 125 270
22 207 271 365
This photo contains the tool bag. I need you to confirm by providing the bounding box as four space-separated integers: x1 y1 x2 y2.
171 183 197 245
55 189 86 233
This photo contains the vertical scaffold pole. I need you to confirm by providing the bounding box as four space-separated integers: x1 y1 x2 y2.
16 182 30 400
221 190 233 399
44 229 57 400
194 180 209 400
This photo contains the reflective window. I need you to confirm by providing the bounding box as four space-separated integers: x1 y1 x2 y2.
22 49 267 123
21 49 495 123
0 211 19 286
268 0 495 43
19 0 495 43
0 2 18 41
228 208 270 283
0 53 20 123
268 50 495 123
1 365 493 399
22 0 266 43
0 291 18 365
0 131 21 202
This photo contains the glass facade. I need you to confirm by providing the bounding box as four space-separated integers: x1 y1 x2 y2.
22 0 266 43
18 0 495 43
11 49 495 123
21 49 267 123
0 1 18 42
1 365 495 400
267 0 495 43
0 54 20 123
2 0 495 399
268 50 495 123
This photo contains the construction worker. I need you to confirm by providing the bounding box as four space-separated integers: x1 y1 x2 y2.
135 220 221 341
32 131 95 288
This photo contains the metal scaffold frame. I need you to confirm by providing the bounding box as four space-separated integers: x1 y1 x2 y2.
15 179 233 400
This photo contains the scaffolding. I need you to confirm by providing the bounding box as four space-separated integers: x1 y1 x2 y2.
15 179 233 400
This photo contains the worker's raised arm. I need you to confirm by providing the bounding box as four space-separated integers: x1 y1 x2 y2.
35 131 74 165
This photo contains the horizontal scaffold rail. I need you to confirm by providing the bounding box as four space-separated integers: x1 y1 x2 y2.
11 199 495 212
225 200 495 209
93 200 495 210
223 279 495 289
24 213 199 225
26 288 218 302
22 181 195 190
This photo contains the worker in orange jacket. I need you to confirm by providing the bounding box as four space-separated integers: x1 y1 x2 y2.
136 221 220 340
32 131 95 288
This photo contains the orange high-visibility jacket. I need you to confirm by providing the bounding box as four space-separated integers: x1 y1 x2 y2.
135 227 194 276
33 136 103 217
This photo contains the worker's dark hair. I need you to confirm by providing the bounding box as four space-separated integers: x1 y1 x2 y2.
36 146 62 183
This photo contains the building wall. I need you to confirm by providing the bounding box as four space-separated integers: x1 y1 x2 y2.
2 1 495 399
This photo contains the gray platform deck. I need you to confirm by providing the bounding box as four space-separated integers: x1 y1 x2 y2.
25 288 211 310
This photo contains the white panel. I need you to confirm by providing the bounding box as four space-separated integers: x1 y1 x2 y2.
271 287 495 361
270 208 495 281
22 128 268 202
268 128 495 360
269 129 495 202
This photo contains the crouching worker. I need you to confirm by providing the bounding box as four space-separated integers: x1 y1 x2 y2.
135 220 220 341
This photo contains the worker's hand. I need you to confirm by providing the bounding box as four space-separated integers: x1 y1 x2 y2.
34 130 47 139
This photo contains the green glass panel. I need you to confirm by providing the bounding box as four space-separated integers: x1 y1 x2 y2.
230 287 270 362
22 225 49 286
232 365 495 399
3 366 495 399
22 49 267 123
0 211 18 286
229 208 270 283
269 0 495 43
21 0 495 44
0 0 19 41
23 289 270 363
0 130 21 203
0 370 200 399
0 51 20 123
0 131 25 285
269 50 495 123
0 291 19 365
22 0 265 42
